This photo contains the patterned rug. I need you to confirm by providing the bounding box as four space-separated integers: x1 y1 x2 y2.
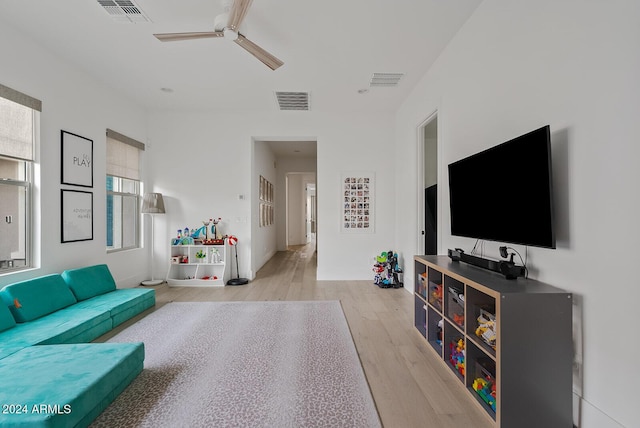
91 301 381 428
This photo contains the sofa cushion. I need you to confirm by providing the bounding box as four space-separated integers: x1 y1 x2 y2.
0 302 16 332
0 342 145 428
0 307 111 352
0 275 77 322
61 264 117 301
73 288 155 327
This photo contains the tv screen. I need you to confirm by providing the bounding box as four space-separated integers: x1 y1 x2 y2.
448 125 555 249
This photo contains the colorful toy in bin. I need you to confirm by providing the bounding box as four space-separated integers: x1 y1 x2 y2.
472 375 497 412
475 309 497 349
449 339 465 376
453 313 464 326
417 272 427 297
429 283 443 308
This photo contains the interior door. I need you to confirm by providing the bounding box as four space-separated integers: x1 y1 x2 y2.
425 184 437 254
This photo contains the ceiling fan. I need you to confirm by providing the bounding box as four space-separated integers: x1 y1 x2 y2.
153 0 283 70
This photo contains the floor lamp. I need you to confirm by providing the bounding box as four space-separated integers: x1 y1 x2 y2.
141 192 166 286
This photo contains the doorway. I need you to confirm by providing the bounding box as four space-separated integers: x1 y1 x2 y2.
285 172 316 248
419 113 438 255
252 139 317 278
306 184 316 244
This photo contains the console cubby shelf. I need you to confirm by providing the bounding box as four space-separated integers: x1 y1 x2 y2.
167 244 230 287
413 255 573 428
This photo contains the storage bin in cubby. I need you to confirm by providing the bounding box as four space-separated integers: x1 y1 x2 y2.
416 272 427 299
475 307 496 351
472 358 496 413
447 287 464 327
427 267 443 310
447 336 465 378
426 307 443 355
414 295 427 338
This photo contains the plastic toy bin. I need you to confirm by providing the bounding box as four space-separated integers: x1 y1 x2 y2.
474 307 497 351
416 272 427 300
472 359 497 413
427 267 443 311
447 287 464 327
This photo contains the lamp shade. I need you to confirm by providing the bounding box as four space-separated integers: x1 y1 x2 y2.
141 193 166 214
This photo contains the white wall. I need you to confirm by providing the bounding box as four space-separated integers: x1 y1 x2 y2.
0 21 149 288
147 110 395 281
394 1 640 427
0 18 395 286
251 141 277 275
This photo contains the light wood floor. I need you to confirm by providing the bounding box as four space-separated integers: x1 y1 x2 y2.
107 242 493 428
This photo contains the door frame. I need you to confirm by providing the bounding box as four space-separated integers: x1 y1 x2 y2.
416 110 439 255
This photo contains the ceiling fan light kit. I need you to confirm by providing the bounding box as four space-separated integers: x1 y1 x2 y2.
153 0 283 70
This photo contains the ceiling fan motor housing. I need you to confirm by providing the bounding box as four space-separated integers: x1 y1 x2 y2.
213 12 228 32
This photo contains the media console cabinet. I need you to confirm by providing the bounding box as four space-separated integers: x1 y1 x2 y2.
414 255 572 428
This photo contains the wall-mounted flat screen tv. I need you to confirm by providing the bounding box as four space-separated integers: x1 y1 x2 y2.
448 125 555 249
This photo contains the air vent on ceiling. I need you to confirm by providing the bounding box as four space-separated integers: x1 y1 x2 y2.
275 92 310 111
370 72 405 87
97 0 151 23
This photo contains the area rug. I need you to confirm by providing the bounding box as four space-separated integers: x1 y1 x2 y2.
91 301 381 428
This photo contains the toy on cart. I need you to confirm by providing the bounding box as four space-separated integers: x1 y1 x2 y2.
372 250 403 288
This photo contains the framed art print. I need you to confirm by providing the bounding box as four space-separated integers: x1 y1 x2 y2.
61 130 93 187
259 175 274 227
341 172 374 233
61 189 93 243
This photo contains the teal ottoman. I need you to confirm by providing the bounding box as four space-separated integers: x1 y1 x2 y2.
0 342 144 428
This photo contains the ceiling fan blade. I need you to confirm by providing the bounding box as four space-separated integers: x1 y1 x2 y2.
154 32 224 42
227 0 253 31
235 34 283 70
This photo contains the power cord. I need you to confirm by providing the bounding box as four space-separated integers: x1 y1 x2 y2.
499 246 528 278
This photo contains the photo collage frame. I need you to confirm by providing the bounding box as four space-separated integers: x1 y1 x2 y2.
341 172 374 233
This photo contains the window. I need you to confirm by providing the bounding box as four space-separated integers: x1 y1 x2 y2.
106 129 144 252
0 84 40 273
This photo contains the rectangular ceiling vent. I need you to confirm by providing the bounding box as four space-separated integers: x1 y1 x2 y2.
275 92 310 111
97 0 152 23
370 72 405 87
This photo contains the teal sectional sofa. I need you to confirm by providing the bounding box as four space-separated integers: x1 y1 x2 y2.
0 264 155 427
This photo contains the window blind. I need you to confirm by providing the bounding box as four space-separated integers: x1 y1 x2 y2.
0 84 40 162
106 129 145 180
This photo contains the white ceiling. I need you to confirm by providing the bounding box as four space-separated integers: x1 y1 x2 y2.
264 140 316 158
0 0 482 113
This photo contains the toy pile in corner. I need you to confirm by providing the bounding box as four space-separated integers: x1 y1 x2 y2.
373 250 403 288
